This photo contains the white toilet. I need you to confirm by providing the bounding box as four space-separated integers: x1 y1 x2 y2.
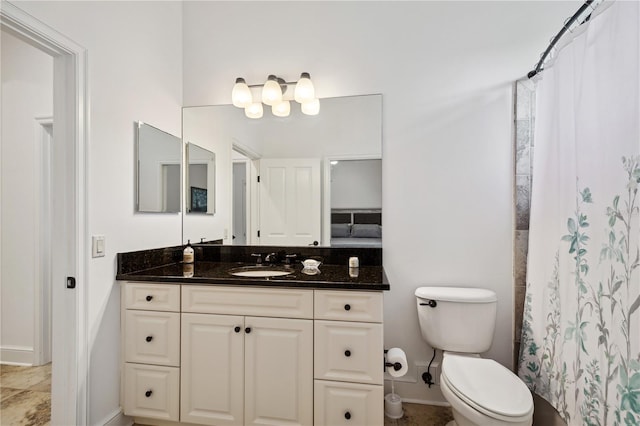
415 287 533 426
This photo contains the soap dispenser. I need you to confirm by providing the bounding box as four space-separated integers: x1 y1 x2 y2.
183 240 194 264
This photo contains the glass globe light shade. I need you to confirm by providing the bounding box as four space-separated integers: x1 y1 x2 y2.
262 75 282 106
301 98 320 116
272 100 291 117
232 78 252 108
294 72 315 103
245 102 263 119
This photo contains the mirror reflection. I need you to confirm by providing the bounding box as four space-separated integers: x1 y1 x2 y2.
136 122 181 213
186 142 216 215
182 94 382 246
330 159 382 247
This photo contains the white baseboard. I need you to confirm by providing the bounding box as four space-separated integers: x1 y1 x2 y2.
99 408 133 426
0 345 34 365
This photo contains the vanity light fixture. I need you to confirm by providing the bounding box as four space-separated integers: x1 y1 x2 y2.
231 73 320 119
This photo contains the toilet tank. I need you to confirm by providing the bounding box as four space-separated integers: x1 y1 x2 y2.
415 287 497 353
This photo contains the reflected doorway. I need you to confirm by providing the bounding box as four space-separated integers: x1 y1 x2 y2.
232 162 247 245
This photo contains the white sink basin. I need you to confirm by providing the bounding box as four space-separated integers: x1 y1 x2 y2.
228 266 294 278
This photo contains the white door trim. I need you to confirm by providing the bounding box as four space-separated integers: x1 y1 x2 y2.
1 3 89 425
232 159 250 245
35 116 53 366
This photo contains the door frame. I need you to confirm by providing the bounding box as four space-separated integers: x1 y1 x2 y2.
232 160 249 245
34 116 53 366
1 3 89 424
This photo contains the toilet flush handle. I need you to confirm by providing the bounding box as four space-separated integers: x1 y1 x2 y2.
420 300 437 308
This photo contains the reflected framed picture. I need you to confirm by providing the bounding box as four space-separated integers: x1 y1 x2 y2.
190 186 207 212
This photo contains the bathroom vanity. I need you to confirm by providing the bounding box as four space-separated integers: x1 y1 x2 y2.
116 245 389 426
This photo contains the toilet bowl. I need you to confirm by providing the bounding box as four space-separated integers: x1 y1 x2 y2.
440 353 533 426
415 287 533 426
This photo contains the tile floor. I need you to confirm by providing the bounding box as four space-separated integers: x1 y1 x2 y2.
0 363 51 426
384 402 453 426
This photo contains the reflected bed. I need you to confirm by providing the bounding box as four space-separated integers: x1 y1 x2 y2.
330 210 382 248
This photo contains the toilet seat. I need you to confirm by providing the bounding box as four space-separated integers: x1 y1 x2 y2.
442 354 533 422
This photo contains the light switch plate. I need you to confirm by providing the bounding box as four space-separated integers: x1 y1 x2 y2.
92 235 105 258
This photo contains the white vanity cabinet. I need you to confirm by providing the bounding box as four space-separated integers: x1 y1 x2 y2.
121 282 384 426
122 283 181 421
313 290 384 426
180 286 314 426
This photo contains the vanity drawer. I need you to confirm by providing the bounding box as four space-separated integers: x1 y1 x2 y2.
125 310 180 366
182 285 313 319
124 283 180 312
314 320 383 385
314 290 383 323
124 363 179 422
314 380 383 426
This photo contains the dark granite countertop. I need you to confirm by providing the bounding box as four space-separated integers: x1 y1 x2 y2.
116 244 389 291
116 261 389 291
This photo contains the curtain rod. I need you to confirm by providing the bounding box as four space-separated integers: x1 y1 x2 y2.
527 0 600 79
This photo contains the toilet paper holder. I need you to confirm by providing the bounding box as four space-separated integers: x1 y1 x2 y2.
383 349 403 371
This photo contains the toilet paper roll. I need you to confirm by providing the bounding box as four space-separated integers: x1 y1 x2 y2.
386 347 408 378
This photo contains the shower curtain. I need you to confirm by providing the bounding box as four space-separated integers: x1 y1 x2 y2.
518 2 640 426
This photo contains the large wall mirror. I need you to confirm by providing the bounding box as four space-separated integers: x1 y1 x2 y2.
136 122 182 213
182 94 382 247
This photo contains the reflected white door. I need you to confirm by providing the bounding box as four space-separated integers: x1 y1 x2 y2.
258 159 321 246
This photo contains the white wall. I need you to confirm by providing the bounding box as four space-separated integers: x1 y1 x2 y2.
0 30 53 365
182 0 579 402
11 1 183 423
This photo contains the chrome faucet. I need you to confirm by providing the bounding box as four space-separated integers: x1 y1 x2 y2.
251 253 263 264
264 252 279 264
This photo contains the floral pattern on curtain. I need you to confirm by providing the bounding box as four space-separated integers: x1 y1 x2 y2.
518 2 640 426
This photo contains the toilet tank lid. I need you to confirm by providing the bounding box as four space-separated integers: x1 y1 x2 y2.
415 287 497 303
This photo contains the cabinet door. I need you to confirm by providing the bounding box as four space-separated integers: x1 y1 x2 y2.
314 290 383 323
181 313 244 426
314 320 383 385
124 363 179 421
125 310 180 366
244 317 313 426
314 381 383 426
124 283 180 311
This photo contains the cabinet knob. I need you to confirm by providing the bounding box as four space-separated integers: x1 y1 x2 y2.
145 336 153 342
245 327 252 334
344 304 351 311
344 411 351 420
146 295 153 302
234 326 241 333
344 350 351 357
145 390 153 398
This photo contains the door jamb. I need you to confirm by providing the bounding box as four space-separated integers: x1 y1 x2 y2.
34 116 53 366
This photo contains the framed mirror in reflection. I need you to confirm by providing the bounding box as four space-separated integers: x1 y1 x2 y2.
135 122 181 213
182 94 382 247
186 142 216 215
